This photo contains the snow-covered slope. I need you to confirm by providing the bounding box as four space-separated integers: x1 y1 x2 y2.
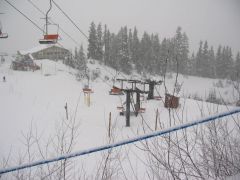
0 58 238 179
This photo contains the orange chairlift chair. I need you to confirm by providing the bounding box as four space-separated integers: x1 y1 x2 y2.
39 0 59 44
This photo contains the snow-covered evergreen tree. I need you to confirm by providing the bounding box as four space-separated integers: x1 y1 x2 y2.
208 46 215 78
188 52 196 75
202 41 211 77
96 23 103 61
132 27 140 66
181 32 189 73
216 45 222 78
87 22 97 59
172 27 189 74
160 38 169 75
128 29 133 63
74 47 78 59
235 52 240 79
118 26 131 74
151 34 161 75
103 25 111 65
216 46 233 79
109 33 120 70
196 41 203 76
226 46 234 78
138 32 152 73
76 45 86 70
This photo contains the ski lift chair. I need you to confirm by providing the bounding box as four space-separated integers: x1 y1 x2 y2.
39 18 60 44
109 86 124 95
138 107 146 113
154 96 162 100
117 106 124 116
39 34 59 44
83 85 93 93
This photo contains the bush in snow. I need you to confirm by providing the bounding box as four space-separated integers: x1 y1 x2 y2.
166 72 173 79
190 93 203 101
214 80 224 88
104 75 110 81
91 70 100 81
206 89 222 104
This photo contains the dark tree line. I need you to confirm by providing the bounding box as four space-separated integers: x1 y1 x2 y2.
194 41 238 79
87 21 240 79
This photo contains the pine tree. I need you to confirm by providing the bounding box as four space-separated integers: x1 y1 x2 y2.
74 47 78 59
128 29 133 63
235 52 240 79
172 27 189 74
208 46 215 78
79 45 86 61
139 32 152 73
181 32 189 74
172 27 182 72
216 46 233 79
216 45 222 78
109 33 120 70
103 25 111 65
188 52 196 75
96 23 103 61
119 26 131 74
87 22 97 59
151 34 161 75
76 45 86 70
226 46 234 78
160 38 169 75
196 41 203 76
202 41 210 77
132 27 140 65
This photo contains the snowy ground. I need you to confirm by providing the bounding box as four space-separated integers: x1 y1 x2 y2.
0 58 238 179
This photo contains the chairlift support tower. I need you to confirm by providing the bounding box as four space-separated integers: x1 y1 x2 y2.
115 79 148 127
142 80 162 100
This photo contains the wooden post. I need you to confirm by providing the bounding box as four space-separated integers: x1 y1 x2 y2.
126 90 131 127
155 109 158 131
135 91 140 116
147 81 155 99
87 93 90 107
84 92 91 107
64 102 68 120
84 93 86 105
41 63 43 75
108 112 111 138
55 62 56 75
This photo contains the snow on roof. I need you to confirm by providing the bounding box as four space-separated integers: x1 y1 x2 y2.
18 44 60 55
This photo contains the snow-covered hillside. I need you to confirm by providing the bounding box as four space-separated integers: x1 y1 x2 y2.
0 58 239 179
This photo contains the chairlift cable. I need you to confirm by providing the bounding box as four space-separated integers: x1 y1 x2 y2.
4 0 44 33
52 0 88 40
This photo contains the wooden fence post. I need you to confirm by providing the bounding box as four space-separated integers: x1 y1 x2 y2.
108 112 111 138
155 109 159 131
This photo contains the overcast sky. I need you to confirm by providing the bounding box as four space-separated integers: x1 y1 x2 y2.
0 0 240 56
